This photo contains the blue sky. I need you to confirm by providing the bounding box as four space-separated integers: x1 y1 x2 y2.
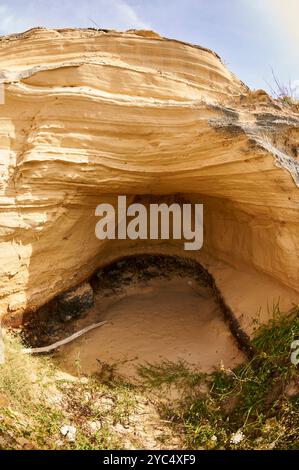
0 0 298 92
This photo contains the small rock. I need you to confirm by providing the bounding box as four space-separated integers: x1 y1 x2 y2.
98 397 114 412
80 377 89 385
114 423 127 434
60 425 77 443
89 421 101 433
16 437 34 449
285 378 299 398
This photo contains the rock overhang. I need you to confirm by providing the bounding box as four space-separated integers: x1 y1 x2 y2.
0 28 298 333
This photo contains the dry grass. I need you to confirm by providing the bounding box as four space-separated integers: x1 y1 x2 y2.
140 306 299 449
267 69 299 111
1 305 299 450
0 333 178 450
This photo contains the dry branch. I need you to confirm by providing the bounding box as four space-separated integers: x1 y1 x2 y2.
22 321 108 354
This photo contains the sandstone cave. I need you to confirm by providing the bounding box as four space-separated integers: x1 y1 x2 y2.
0 28 298 377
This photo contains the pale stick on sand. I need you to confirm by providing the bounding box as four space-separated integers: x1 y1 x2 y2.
22 321 107 354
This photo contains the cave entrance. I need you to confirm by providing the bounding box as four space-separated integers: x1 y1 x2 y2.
28 254 245 379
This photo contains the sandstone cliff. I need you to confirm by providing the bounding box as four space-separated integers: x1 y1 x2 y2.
0 27 298 333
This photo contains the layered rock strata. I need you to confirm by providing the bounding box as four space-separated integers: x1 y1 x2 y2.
0 27 298 334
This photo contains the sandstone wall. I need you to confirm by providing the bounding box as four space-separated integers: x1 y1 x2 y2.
0 28 298 330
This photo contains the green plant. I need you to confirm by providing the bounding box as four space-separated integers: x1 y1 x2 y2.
147 306 299 449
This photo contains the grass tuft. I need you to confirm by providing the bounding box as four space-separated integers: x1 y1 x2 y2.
149 306 299 449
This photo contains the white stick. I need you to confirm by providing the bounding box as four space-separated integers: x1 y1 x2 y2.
22 321 107 354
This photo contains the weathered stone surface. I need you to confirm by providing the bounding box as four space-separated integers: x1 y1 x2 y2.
0 28 298 333
57 282 94 320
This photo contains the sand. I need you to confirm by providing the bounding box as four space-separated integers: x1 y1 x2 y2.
56 277 245 378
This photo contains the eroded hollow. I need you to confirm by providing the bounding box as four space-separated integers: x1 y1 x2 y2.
22 255 249 378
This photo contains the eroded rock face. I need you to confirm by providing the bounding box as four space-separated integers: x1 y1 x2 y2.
57 282 94 321
0 27 298 331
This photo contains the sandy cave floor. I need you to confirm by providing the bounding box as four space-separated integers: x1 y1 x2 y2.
54 276 245 378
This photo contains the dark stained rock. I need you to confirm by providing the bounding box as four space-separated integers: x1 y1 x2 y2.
57 282 94 321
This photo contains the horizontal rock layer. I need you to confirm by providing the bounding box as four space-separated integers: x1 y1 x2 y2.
0 28 298 332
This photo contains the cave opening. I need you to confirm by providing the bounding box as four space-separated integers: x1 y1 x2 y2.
21 254 251 378
11 189 297 379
